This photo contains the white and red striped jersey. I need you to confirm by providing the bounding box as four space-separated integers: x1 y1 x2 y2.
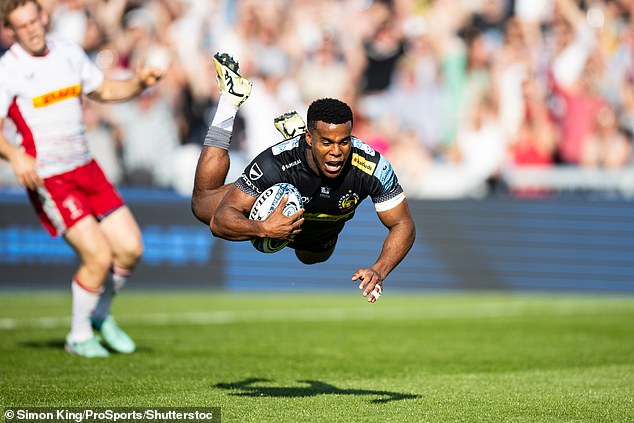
0 37 104 177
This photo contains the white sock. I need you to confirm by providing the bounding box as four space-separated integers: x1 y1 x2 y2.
211 95 238 131
68 279 101 343
112 267 129 292
91 267 130 325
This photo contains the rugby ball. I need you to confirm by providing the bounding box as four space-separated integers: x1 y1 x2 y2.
249 183 303 253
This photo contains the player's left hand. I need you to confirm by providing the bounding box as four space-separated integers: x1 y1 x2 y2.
352 268 384 303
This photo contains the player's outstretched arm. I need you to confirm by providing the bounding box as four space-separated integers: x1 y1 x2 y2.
88 66 163 103
353 199 416 303
210 186 304 241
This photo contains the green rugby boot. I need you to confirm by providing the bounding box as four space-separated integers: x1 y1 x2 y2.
65 335 110 358
92 315 136 354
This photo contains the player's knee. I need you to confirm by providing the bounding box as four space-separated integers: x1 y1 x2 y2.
86 247 114 276
121 237 144 266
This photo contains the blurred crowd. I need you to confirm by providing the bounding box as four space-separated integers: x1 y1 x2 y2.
1 0 633 198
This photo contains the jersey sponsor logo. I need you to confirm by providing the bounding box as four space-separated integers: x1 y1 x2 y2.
338 191 360 213
32 84 81 108
281 159 301 171
352 138 375 156
249 163 264 180
272 138 299 155
240 174 263 194
304 210 355 222
351 153 376 176
320 186 331 198
302 196 312 204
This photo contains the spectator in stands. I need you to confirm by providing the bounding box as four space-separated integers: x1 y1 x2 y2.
297 33 353 106
359 3 406 97
581 105 632 169
83 99 122 184
48 0 87 47
550 50 607 165
509 77 557 168
451 92 508 194
619 78 634 138
110 86 180 187
547 0 604 164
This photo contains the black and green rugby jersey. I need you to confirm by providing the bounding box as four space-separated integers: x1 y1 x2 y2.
235 134 405 250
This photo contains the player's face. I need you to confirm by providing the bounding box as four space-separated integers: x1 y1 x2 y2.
305 120 353 178
7 2 48 56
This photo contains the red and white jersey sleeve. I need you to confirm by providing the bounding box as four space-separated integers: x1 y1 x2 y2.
0 37 104 177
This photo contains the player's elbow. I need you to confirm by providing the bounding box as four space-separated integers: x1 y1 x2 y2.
209 214 231 239
398 218 416 251
191 197 210 225
209 216 220 237
407 219 416 245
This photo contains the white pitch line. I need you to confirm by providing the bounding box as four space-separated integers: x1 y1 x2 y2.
0 301 630 331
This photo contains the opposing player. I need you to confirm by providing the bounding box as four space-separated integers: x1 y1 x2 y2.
0 0 163 357
192 53 416 303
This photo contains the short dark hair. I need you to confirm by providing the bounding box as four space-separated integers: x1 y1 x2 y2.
307 98 353 131
2 0 41 27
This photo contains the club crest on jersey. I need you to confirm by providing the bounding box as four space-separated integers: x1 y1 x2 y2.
32 84 81 108
351 153 376 176
338 191 359 213
249 163 263 180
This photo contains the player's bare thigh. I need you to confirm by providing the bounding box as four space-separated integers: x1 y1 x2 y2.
99 206 143 268
64 214 111 256
192 146 235 224
194 146 232 194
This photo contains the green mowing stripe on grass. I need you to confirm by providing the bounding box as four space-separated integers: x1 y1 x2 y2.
2 298 634 330
1 292 633 422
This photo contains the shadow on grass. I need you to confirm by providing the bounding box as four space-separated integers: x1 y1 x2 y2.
18 339 154 354
19 339 65 349
215 378 419 404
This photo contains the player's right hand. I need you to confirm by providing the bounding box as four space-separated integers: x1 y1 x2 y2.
263 195 304 241
11 149 43 190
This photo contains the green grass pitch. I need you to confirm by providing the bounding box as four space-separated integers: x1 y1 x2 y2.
1 291 633 422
